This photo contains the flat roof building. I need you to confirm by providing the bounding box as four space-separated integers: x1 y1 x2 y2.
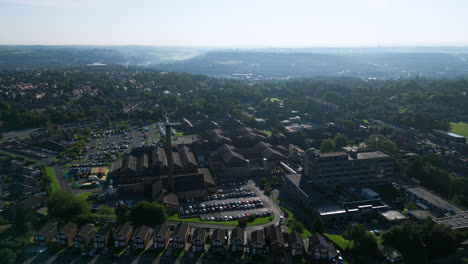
303 148 393 185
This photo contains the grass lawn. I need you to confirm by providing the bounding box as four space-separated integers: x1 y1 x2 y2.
280 206 294 224
76 191 92 200
168 214 273 226
262 130 272 136
45 166 60 192
324 233 353 249
173 129 183 137
450 122 468 142
265 97 281 102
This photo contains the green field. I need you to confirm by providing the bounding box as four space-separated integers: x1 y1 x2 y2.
173 129 183 137
45 166 60 192
265 97 281 102
450 122 468 142
77 191 92 200
168 214 273 226
324 233 353 249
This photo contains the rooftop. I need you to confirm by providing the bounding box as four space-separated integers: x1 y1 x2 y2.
404 186 464 213
434 211 468 229
433 130 466 139
379 210 407 221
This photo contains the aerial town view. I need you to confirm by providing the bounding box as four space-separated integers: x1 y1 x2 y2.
0 1 468 264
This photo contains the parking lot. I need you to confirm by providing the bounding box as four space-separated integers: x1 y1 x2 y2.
179 182 273 222
81 124 160 163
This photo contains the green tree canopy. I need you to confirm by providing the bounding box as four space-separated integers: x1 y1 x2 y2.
333 134 348 148
130 201 167 225
320 138 336 153
364 134 397 154
48 190 90 219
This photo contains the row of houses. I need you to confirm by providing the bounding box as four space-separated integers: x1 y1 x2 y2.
35 221 338 260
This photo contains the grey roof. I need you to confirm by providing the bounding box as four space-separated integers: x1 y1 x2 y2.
77 224 95 239
178 145 198 168
38 222 57 237
309 233 328 249
230 226 245 242
222 149 248 165
137 154 148 171
58 222 77 235
192 228 206 242
171 151 183 169
133 225 152 239
251 229 265 245
173 222 190 238
122 155 137 171
268 225 285 245
288 231 303 245
94 224 112 238
163 193 179 205
155 224 170 237
211 228 226 242
152 147 168 167
117 222 133 237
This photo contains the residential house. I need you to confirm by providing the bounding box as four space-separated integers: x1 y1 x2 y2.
56 222 77 246
250 229 266 255
73 224 95 249
93 224 112 249
210 228 227 254
132 225 154 250
308 233 336 261
288 231 305 256
153 224 170 250
191 228 207 252
114 222 133 248
170 222 190 249
230 226 245 252
34 222 57 246
264 225 287 255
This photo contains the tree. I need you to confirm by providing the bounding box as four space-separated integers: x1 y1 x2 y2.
130 201 167 225
364 134 397 154
311 216 325 233
333 134 348 148
260 177 268 189
48 190 90 219
343 119 354 130
0 248 16 264
345 224 379 257
320 138 336 153
115 203 129 223
290 219 305 233
288 151 302 166
97 205 114 215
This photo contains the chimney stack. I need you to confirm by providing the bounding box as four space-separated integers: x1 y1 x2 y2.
165 125 174 192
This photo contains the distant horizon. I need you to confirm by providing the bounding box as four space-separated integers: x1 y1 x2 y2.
2 44 468 49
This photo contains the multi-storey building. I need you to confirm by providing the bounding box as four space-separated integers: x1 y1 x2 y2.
303 148 393 185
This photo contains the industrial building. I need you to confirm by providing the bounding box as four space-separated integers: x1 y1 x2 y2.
303 148 394 185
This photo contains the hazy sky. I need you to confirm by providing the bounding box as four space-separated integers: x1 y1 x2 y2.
1 0 468 46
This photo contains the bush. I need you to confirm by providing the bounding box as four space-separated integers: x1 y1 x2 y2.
247 215 256 222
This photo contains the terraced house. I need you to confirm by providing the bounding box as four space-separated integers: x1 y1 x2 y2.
73 224 95 249
114 222 133 248
34 222 57 247
153 224 170 250
56 222 77 246
132 225 154 250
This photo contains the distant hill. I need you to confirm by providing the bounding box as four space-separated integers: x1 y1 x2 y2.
1 46 468 79
157 51 468 79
